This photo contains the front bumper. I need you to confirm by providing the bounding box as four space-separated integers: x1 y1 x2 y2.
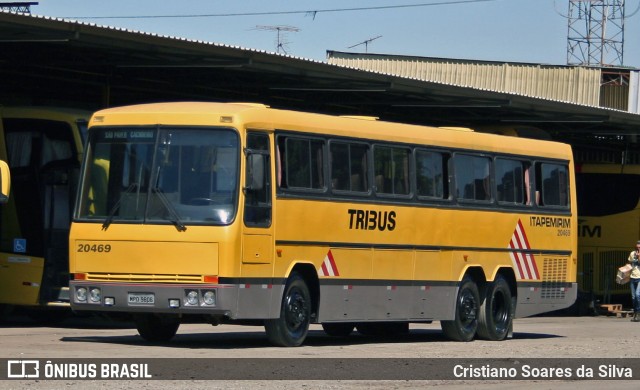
69 281 236 316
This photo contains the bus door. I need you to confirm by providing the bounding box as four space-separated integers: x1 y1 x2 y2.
2 118 79 305
240 132 273 317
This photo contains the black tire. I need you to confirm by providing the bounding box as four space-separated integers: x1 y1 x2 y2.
322 322 355 337
441 277 480 342
26 308 70 325
356 322 409 337
134 314 180 342
265 272 311 347
477 275 513 341
0 304 14 323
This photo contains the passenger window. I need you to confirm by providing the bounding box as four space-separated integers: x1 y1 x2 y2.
454 154 491 201
374 145 411 196
330 142 368 193
416 149 448 199
495 158 527 205
283 137 324 190
536 162 569 207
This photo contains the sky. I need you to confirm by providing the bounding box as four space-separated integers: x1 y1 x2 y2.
22 0 640 68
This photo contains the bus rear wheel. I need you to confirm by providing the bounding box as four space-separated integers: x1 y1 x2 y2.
265 272 311 347
477 275 513 341
134 314 180 342
441 277 479 342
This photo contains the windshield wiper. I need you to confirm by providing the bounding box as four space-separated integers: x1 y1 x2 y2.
102 183 138 231
152 187 187 232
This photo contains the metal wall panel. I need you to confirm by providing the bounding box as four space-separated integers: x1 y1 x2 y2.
328 53 602 106
629 71 640 114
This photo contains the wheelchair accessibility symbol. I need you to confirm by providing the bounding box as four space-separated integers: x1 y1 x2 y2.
13 238 26 253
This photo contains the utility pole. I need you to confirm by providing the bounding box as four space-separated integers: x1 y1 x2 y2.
254 25 300 55
348 35 382 53
567 0 626 66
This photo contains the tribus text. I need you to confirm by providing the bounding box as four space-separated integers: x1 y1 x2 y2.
348 209 396 231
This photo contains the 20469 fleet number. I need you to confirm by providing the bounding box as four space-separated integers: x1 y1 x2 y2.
77 243 112 253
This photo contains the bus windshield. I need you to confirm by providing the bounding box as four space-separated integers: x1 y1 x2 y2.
77 127 239 226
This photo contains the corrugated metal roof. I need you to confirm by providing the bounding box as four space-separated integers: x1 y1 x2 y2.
327 51 602 107
3 10 628 113
2 9 325 64
4 8 640 140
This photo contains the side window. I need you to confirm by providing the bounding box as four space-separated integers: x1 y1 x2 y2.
282 137 324 190
416 149 448 199
330 141 369 193
495 158 528 205
244 132 271 227
454 154 491 202
536 162 569 208
373 145 411 196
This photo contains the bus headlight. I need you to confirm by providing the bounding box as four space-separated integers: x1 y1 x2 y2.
76 287 88 303
89 288 101 303
202 290 216 306
186 290 199 306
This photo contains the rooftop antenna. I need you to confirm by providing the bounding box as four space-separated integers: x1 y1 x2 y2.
0 2 38 13
254 25 300 55
348 35 382 53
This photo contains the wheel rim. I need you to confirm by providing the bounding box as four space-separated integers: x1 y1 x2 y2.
285 287 308 334
459 288 478 329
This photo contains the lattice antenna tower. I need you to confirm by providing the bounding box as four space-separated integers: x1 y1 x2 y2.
0 2 38 13
348 35 382 53
566 0 626 66
255 25 300 55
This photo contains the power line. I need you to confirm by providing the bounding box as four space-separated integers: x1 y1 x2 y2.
64 0 499 20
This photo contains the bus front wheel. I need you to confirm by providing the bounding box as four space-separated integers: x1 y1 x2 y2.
441 277 479 342
265 272 311 347
134 314 180 342
477 275 513 341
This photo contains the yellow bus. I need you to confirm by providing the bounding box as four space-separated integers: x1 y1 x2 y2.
0 160 9 204
576 162 640 303
0 106 89 317
69 102 577 346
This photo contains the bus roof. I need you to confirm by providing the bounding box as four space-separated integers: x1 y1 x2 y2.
0 106 91 122
90 102 572 160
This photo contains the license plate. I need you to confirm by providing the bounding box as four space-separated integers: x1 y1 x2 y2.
127 293 155 305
